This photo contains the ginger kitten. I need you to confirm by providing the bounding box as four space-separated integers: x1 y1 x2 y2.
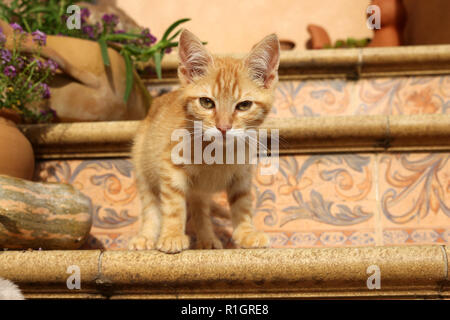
129 30 280 253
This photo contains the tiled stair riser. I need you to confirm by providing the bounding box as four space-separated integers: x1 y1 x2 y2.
150 75 450 117
35 76 450 249
34 153 450 249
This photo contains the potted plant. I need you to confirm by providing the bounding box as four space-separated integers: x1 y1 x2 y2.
306 0 407 49
0 0 189 121
0 24 57 179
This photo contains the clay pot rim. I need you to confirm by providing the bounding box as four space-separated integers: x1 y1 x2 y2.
0 108 22 125
279 39 296 51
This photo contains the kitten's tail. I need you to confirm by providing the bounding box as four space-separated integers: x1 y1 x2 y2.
0 277 25 300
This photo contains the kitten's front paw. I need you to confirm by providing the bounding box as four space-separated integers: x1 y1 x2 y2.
232 227 270 248
156 234 190 253
195 235 223 249
128 235 155 250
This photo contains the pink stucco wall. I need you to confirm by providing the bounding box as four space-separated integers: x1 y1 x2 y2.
116 0 373 53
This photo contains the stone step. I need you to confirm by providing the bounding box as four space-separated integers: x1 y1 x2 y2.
0 246 448 299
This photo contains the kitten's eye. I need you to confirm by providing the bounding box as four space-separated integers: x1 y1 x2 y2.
199 97 215 109
236 100 252 111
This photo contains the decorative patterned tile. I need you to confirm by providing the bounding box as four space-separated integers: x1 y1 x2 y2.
382 229 410 245
251 155 377 234
34 151 450 249
377 153 450 245
35 154 379 249
441 229 450 243
272 80 353 117
382 229 449 245
355 76 450 115
348 231 376 246
147 83 179 99
144 76 450 118
269 232 290 247
377 153 450 227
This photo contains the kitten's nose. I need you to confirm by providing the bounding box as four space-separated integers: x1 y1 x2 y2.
217 124 232 136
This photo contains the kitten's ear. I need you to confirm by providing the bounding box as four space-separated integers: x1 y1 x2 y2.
245 34 280 89
178 29 213 84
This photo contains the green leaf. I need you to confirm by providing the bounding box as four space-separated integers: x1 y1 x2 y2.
122 44 146 55
0 4 14 17
161 18 190 41
24 6 54 14
21 17 32 33
123 51 133 103
153 50 162 79
99 37 110 66
105 33 141 42
168 29 182 42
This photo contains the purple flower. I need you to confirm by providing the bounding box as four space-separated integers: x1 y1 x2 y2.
1 49 11 64
141 28 157 46
40 108 57 120
31 58 44 70
16 57 25 70
46 59 58 73
41 83 50 99
102 13 119 26
114 29 126 34
81 8 91 20
10 23 23 33
4 65 16 78
82 25 95 39
165 47 173 54
32 30 47 46
61 14 69 24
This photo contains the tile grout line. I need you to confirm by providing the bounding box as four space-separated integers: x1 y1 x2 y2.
385 115 391 149
374 114 391 246
95 250 113 298
97 250 104 278
356 48 363 78
351 51 362 114
374 153 384 246
438 245 448 296
442 246 448 280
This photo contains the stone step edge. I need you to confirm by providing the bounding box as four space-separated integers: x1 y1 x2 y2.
142 45 450 83
20 114 450 159
0 246 448 299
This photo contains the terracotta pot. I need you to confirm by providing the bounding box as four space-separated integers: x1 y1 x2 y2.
279 39 296 51
0 111 34 180
0 19 151 122
368 0 407 47
306 24 332 49
44 36 151 122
